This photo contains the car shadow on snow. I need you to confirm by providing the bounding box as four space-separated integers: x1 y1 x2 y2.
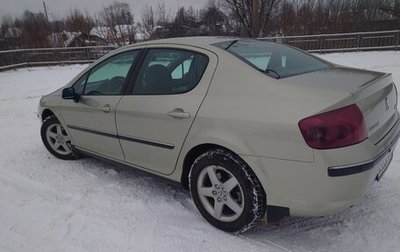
69 155 196 211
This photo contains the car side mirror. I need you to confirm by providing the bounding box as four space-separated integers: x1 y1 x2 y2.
62 87 80 103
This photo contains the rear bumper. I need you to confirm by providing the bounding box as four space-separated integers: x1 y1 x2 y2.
241 114 400 217
328 129 400 177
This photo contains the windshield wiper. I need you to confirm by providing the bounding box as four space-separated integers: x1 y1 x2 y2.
264 68 281 79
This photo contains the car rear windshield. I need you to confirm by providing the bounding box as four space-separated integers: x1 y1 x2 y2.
214 40 330 79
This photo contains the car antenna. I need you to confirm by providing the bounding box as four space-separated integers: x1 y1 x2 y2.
225 40 238 50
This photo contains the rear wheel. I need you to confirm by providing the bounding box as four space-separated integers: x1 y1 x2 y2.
189 148 266 233
40 116 79 160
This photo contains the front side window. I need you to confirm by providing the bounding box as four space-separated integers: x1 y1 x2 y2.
75 50 138 96
215 40 330 79
132 49 209 95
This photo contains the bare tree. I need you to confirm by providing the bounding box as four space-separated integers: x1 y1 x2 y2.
17 11 50 47
200 0 226 35
141 5 156 39
223 0 282 37
155 3 171 27
65 9 94 33
0 15 13 37
296 0 317 34
274 0 399 36
98 1 136 45
381 0 400 19
168 7 199 37
2 0 399 49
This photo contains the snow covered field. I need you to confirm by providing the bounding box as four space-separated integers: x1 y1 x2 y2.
1 51 400 252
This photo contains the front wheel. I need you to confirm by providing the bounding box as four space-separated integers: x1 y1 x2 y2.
40 115 79 160
189 149 266 233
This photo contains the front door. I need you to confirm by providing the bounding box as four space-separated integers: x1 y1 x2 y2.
61 50 140 160
116 47 217 174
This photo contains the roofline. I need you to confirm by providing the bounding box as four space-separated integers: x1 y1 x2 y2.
127 36 239 48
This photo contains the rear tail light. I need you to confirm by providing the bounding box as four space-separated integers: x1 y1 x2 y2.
299 104 367 149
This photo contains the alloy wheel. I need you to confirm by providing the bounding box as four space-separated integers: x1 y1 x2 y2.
196 165 245 222
45 123 72 156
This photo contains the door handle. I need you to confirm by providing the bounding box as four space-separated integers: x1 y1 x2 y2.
100 104 113 113
167 108 191 119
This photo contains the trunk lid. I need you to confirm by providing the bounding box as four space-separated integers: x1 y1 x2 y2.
352 69 398 144
285 66 398 144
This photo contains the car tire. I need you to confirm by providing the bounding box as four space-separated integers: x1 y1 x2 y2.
40 115 80 160
189 148 266 233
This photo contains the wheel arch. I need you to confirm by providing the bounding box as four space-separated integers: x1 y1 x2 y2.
180 143 265 194
42 108 56 122
181 143 221 190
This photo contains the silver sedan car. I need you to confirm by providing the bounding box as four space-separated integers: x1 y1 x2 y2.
38 37 400 233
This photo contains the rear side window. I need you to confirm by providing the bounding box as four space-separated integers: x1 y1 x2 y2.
215 40 330 79
132 49 209 95
171 56 194 79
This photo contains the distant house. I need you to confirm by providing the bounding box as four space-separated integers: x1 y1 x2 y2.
4 27 23 39
91 25 138 45
135 32 146 42
1 27 24 49
49 31 109 47
49 31 76 47
65 32 109 47
90 27 110 41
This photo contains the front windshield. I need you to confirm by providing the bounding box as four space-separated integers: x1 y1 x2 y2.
215 40 330 79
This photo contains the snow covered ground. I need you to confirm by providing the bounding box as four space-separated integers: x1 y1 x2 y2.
1 51 400 252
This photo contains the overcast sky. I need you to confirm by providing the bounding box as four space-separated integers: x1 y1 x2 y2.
0 0 208 20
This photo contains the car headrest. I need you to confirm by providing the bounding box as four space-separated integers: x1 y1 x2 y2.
143 64 172 93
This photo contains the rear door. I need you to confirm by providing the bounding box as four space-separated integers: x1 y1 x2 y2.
116 46 217 175
61 50 140 160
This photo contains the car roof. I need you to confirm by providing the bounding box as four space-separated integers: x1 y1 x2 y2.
127 36 238 48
